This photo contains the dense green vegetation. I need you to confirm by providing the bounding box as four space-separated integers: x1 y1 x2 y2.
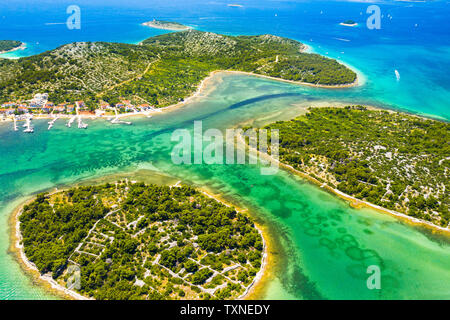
261 106 450 227
20 181 263 300
0 30 356 106
0 40 22 52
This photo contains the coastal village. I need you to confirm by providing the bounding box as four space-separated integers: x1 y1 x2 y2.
0 93 159 133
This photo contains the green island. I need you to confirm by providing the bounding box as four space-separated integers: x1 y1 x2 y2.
0 30 356 109
18 181 264 300
253 106 450 227
0 40 23 53
142 19 191 31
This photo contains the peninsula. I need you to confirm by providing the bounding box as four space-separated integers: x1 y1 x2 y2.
0 40 25 54
340 20 358 27
250 106 450 229
142 19 191 31
17 181 265 300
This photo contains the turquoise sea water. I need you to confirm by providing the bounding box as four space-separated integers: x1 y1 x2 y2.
0 1 449 299
1 0 449 119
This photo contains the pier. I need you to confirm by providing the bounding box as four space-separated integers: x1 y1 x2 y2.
13 116 18 131
23 116 33 133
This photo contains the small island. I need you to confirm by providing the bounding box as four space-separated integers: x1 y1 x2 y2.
142 19 191 31
0 40 25 54
18 181 265 300
250 106 450 229
340 20 358 27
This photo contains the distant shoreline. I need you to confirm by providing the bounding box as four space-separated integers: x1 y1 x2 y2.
9 191 90 300
236 110 450 235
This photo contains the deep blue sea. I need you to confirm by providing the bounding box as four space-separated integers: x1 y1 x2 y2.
1 0 449 119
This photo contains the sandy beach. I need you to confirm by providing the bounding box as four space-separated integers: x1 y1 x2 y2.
5 62 446 302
